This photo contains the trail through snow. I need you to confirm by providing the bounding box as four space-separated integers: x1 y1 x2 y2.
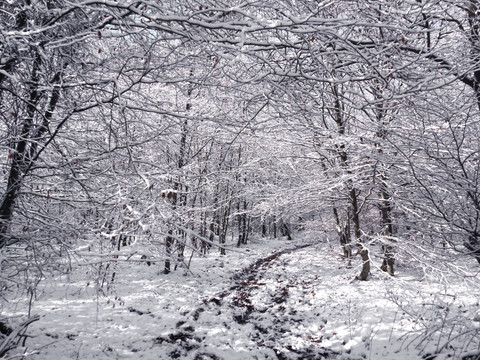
3 237 480 359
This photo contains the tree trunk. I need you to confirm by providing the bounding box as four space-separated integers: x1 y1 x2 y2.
164 230 174 274
466 0 480 111
237 200 249 246
379 183 395 276
332 82 369 280
280 221 292 240
350 188 370 280
273 214 277 239
333 204 352 262
0 50 53 248
165 69 192 271
465 235 480 265
219 208 229 255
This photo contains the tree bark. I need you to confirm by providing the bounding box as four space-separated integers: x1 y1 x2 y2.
0 51 42 248
164 230 174 274
333 203 352 261
350 188 370 280
332 83 369 280
379 183 395 276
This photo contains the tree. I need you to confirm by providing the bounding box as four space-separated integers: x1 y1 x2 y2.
6 3 480 338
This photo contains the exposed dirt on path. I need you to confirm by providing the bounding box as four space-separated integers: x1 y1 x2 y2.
156 243 349 359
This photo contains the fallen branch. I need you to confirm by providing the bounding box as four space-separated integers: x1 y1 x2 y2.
0 315 40 358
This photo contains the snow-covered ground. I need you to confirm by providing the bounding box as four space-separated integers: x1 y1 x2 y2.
3 236 480 359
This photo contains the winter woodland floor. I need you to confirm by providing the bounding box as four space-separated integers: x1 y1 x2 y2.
3 235 480 359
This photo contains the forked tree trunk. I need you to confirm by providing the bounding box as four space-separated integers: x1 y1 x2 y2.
465 235 480 265
0 51 62 248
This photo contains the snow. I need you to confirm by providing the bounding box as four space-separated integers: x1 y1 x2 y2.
3 236 480 359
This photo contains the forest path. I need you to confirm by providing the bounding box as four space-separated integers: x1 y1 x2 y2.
155 242 353 360
19 238 466 360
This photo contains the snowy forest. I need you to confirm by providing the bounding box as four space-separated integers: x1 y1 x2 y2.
1 1 480 359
